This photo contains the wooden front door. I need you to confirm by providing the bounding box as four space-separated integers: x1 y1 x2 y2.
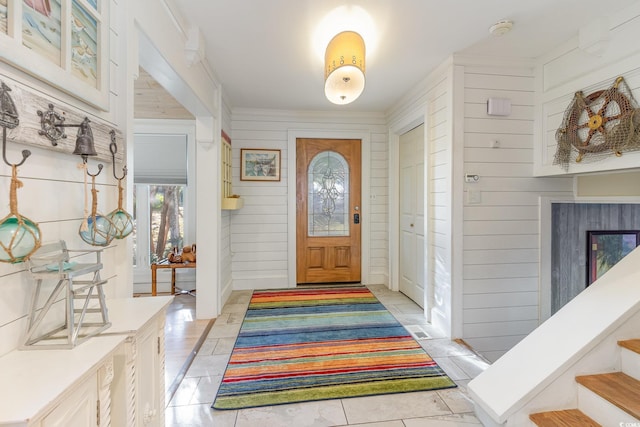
296 138 361 284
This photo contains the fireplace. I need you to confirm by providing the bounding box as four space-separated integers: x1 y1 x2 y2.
551 203 640 314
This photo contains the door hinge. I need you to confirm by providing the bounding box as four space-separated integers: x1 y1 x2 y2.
96 399 100 426
157 336 160 355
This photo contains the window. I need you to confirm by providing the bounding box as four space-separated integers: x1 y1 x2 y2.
307 150 350 237
132 184 185 267
132 124 195 290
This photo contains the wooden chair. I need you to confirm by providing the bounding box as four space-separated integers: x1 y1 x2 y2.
22 240 111 349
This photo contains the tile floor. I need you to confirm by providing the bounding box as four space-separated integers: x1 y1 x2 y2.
164 284 490 426
163 293 212 400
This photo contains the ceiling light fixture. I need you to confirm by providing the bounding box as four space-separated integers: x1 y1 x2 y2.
324 31 366 105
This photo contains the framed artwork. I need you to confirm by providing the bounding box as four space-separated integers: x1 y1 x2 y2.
586 230 640 286
240 149 281 181
0 0 108 110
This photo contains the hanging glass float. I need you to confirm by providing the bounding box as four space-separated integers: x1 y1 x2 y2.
0 166 41 262
106 133 133 239
106 179 133 239
79 163 115 246
0 81 41 263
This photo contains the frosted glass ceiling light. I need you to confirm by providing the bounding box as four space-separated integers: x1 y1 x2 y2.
324 31 365 105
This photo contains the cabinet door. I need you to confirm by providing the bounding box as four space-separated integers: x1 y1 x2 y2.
136 318 164 426
41 375 98 427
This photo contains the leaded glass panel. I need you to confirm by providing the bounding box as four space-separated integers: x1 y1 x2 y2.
307 151 349 237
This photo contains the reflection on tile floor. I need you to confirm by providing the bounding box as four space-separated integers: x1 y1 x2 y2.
165 285 489 426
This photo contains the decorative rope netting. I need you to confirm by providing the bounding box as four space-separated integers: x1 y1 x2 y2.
554 76 640 170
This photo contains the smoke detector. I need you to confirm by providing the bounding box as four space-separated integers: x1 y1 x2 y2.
489 20 513 36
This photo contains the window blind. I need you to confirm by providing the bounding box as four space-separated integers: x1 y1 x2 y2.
134 133 188 184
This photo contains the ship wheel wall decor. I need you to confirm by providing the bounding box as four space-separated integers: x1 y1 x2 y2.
554 76 640 170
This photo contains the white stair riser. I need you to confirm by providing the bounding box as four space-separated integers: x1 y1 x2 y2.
621 348 640 381
577 384 640 425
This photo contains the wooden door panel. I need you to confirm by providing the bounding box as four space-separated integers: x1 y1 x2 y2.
296 138 361 284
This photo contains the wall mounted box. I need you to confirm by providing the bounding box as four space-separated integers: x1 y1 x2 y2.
487 98 512 116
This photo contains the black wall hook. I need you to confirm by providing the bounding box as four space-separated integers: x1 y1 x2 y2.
86 163 103 177
110 130 127 180
0 81 31 167
2 128 31 167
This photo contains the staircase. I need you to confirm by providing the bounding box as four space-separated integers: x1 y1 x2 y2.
530 339 640 426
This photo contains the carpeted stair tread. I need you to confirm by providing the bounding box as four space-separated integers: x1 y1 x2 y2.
529 409 601 426
618 339 640 354
575 372 640 419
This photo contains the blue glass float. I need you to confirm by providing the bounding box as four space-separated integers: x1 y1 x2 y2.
79 215 115 247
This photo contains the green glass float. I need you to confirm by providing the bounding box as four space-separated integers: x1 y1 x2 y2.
0 81 41 263
106 136 133 239
0 166 42 263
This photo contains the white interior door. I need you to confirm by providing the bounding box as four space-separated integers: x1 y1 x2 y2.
399 124 425 307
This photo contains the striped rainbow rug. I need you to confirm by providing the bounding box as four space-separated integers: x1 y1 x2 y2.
212 286 456 410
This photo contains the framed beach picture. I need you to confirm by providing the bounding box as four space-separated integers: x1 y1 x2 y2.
586 230 640 286
241 149 281 181
0 0 108 110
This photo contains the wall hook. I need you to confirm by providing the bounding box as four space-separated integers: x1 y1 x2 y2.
109 130 127 180
0 81 30 167
2 128 31 167
86 163 103 177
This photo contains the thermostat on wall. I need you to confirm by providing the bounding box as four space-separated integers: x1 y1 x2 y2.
487 98 512 116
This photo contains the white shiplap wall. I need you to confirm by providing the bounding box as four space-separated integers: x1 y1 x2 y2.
535 2 640 176
230 109 388 290
428 72 455 335
387 59 455 337
460 63 573 362
0 0 124 357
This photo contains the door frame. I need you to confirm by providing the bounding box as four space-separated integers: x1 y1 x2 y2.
389 112 432 319
287 129 371 288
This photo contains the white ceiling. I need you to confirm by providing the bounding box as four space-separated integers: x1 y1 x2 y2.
169 0 638 113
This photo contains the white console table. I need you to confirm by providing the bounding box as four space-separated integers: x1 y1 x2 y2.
0 296 173 427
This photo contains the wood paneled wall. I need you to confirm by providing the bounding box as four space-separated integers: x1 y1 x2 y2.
551 203 640 313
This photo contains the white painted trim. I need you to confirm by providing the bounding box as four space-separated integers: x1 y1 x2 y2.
451 65 465 339
388 131 400 293
453 54 536 69
388 115 427 299
287 129 372 288
129 21 219 319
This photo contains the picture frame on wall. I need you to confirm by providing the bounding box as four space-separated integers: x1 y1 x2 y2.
0 0 109 110
240 149 281 181
586 230 640 286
